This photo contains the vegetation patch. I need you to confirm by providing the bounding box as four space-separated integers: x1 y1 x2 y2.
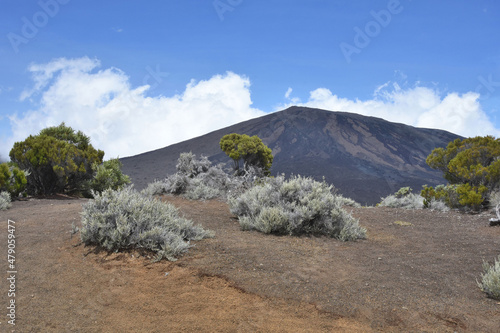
10 123 104 196
88 158 131 194
80 187 214 261
378 189 424 210
425 136 500 211
220 133 273 176
477 255 500 300
228 175 366 240
0 191 11 210
0 162 27 198
142 152 257 200
394 220 412 226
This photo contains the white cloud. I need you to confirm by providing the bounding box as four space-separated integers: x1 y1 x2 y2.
3 57 265 159
284 87 301 104
20 57 99 101
4 57 499 161
277 83 500 138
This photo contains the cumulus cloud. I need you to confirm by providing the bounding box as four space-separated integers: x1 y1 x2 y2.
3 57 265 159
284 87 301 104
278 82 500 138
4 57 499 161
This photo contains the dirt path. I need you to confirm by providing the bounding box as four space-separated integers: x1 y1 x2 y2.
0 196 499 332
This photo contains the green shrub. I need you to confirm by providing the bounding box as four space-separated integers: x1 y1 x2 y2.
0 191 11 210
10 123 104 195
228 175 366 240
427 136 500 188
477 255 500 300
220 133 273 176
421 184 461 209
426 136 500 209
0 163 28 197
422 183 487 211
89 158 130 194
394 186 412 198
456 183 488 210
80 187 214 261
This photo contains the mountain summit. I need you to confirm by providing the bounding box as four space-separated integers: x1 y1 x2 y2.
121 106 462 204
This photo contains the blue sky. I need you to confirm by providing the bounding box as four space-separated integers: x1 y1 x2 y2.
0 0 499 159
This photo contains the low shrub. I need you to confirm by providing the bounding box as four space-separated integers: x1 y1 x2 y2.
490 191 500 219
394 186 412 198
183 178 222 200
477 255 500 300
0 163 28 197
456 183 488 211
228 175 366 240
89 158 131 194
490 191 500 208
426 199 450 212
422 183 488 211
80 187 214 261
338 196 361 208
0 191 11 210
378 193 424 209
176 152 211 178
141 179 172 197
144 152 259 200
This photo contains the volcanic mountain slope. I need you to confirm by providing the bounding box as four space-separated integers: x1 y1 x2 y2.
121 106 462 205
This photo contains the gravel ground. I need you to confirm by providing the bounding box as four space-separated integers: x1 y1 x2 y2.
0 196 499 332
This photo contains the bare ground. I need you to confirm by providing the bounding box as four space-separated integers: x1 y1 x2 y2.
0 196 499 332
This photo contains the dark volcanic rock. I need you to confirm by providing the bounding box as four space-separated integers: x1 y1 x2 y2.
121 106 462 205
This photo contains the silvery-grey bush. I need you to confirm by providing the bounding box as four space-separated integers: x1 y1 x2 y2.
339 196 361 208
176 152 211 178
80 186 214 261
477 255 500 300
426 199 450 212
0 191 11 210
143 152 259 200
380 186 450 211
489 191 500 219
228 175 366 240
378 193 424 209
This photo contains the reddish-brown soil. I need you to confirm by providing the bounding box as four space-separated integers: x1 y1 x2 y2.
1 196 499 332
